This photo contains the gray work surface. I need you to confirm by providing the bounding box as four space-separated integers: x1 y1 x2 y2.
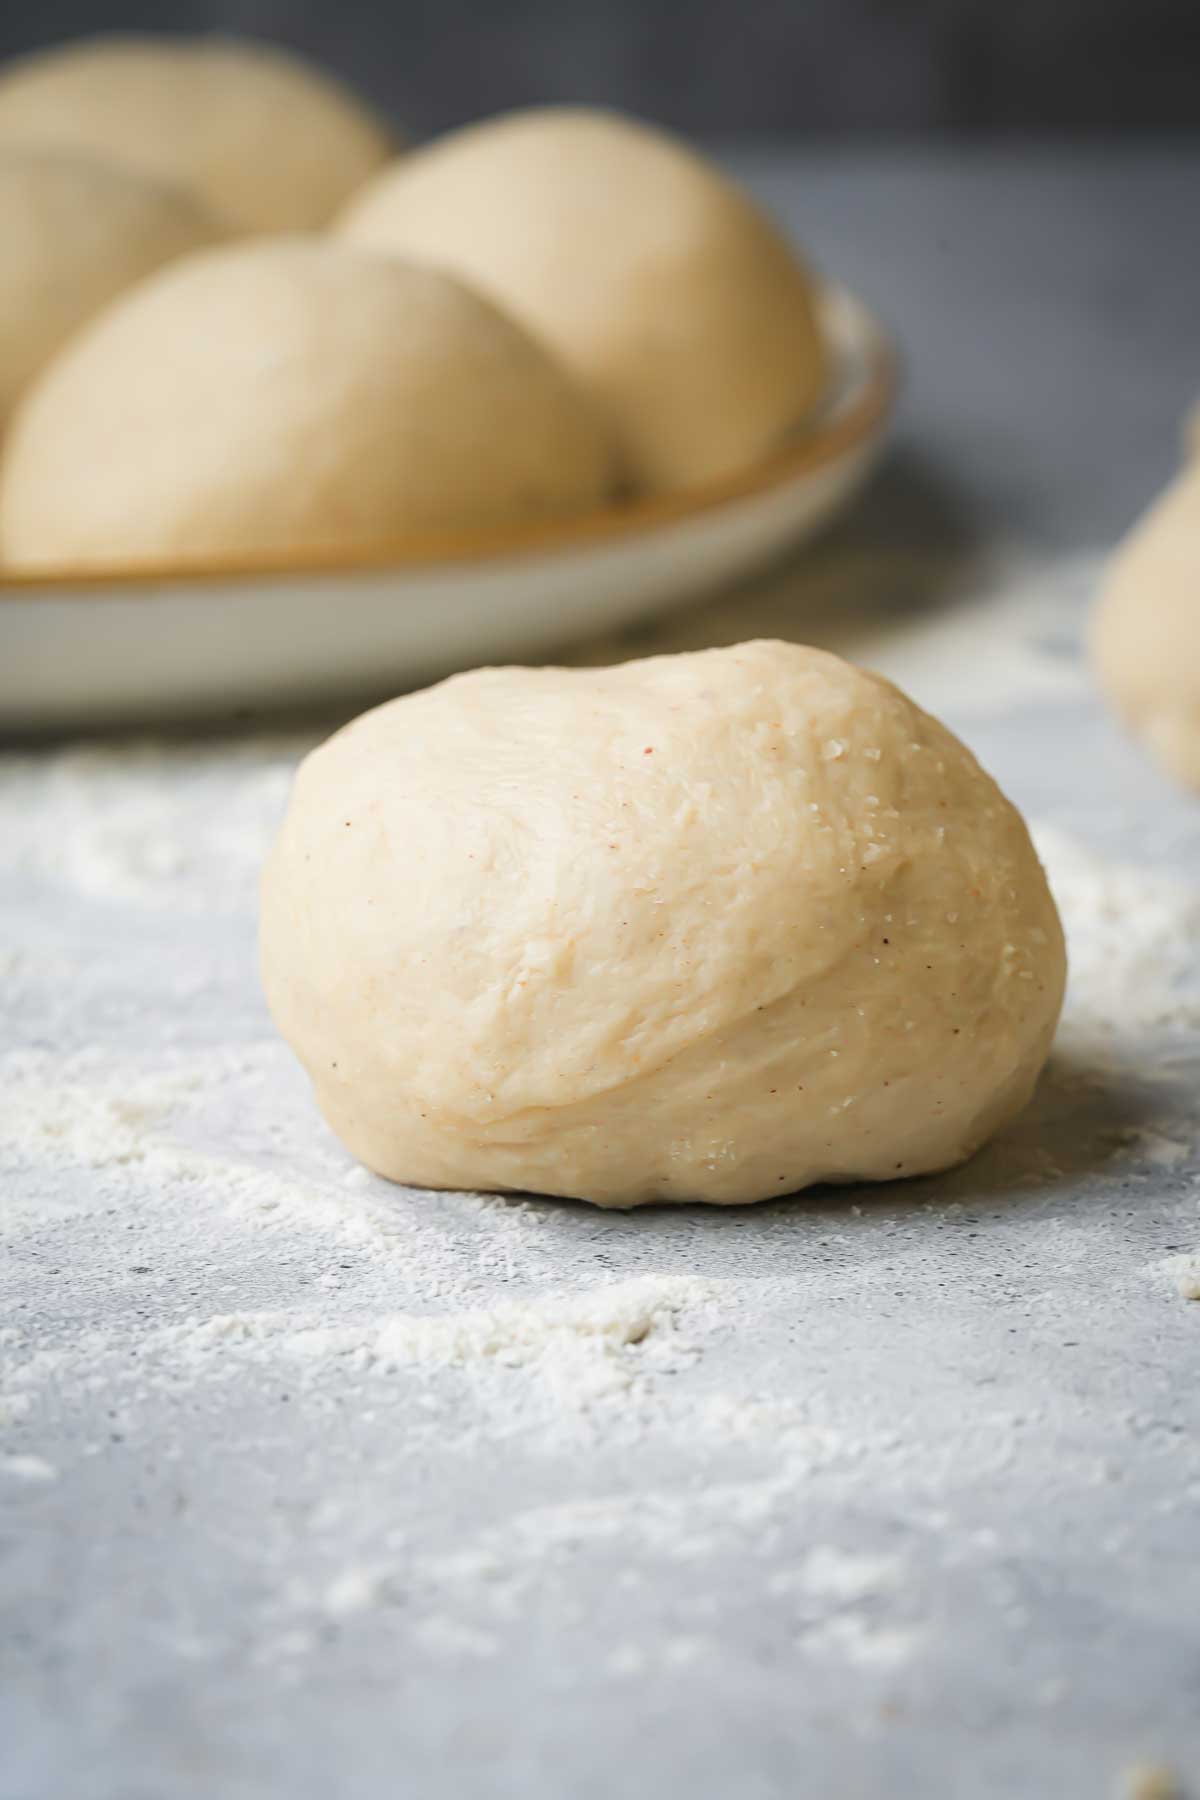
2 146 1199 1800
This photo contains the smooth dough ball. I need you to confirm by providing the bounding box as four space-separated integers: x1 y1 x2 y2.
0 238 616 570
1091 466 1200 790
0 35 394 232
339 107 827 493
0 146 222 424
262 640 1065 1208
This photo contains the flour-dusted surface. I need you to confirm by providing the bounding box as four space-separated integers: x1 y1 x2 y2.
4 148 1200 1800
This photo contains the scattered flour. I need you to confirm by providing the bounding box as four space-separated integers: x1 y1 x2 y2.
800 1613 924 1670
1152 1255 1200 1302
1033 825 1200 1051
0 739 302 913
2 589 1199 1721
1 1453 57 1482
322 1565 399 1619
578 546 1098 719
412 1617 500 1660
0 1393 34 1428
768 1545 905 1602
0 1057 204 1178
159 1276 718 1407
1126 1132 1193 1169
815 549 1098 718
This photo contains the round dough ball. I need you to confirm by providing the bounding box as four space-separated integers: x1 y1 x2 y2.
0 146 222 424
339 107 826 493
0 35 394 232
1091 466 1200 790
261 640 1065 1208
0 238 617 570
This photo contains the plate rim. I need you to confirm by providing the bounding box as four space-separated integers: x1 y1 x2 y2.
0 284 898 601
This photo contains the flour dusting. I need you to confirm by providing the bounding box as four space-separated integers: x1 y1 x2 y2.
157 1276 717 1406
1034 824 1200 1050
1153 1255 1200 1301
2 557 1199 1750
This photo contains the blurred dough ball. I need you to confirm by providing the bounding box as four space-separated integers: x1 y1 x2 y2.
0 35 394 232
1184 395 1200 459
340 107 827 493
1091 466 1200 791
262 640 1065 1207
0 238 617 570
0 146 222 423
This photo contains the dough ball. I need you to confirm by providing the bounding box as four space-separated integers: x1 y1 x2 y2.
339 107 827 493
0 146 222 424
0 238 617 570
262 640 1065 1208
1091 466 1200 790
1184 395 1200 460
0 35 394 232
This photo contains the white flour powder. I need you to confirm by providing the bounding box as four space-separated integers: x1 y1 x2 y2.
155 1275 718 1407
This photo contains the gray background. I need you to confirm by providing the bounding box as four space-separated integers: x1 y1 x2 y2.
1 0 1199 137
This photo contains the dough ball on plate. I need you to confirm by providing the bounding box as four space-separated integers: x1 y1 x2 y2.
0 35 394 232
0 145 222 423
339 107 827 494
0 237 617 570
1092 465 1200 790
262 639 1065 1208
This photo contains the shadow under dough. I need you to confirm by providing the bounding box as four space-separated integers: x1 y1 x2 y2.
479 1045 1171 1238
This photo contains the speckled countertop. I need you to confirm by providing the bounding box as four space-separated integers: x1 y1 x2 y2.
2 146 1199 1800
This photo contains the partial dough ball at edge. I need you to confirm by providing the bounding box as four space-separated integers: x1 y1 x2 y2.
1091 465 1200 791
0 34 395 231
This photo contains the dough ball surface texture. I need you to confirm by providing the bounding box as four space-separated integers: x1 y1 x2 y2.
261 640 1065 1208
0 146 222 422
0 35 393 232
0 238 616 570
339 107 826 494
1092 466 1200 790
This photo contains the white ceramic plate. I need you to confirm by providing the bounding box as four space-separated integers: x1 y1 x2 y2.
0 285 895 731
